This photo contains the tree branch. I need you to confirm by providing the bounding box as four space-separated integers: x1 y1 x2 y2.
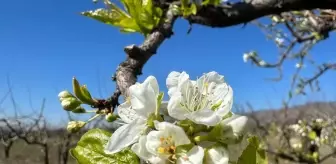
187 0 336 28
106 7 177 111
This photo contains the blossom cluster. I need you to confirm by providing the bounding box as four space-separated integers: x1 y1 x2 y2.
288 118 336 152
103 71 249 164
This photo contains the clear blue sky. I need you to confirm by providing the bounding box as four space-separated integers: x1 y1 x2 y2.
1 0 336 124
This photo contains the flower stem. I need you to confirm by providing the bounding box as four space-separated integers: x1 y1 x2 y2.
85 110 98 113
87 114 101 123
155 92 164 118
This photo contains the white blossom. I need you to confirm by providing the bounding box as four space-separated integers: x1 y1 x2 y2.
131 121 203 164
242 53 250 63
315 118 323 123
289 137 302 151
105 76 163 154
289 124 301 132
167 71 233 126
275 37 285 46
295 63 304 68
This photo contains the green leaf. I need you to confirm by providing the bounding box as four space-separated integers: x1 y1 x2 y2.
180 0 198 17
81 8 141 33
103 0 130 18
120 0 162 35
181 0 189 9
190 3 197 15
237 136 268 164
83 0 162 36
70 129 140 164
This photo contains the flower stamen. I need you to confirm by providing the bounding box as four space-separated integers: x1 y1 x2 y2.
157 135 176 155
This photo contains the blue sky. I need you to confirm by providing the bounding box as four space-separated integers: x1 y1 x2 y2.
1 0 336 124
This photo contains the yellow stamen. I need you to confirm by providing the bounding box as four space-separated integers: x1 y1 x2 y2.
158 147 165 153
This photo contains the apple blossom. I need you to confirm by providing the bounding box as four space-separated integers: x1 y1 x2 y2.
131 121 204 164
105 76 164 154
167 71 233 126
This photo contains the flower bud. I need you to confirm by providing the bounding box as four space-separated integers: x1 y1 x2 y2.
105 113 118 122
72 106 86 113
72 77 95 105
58 90 74 99
61 97 81 111
67 121 86 133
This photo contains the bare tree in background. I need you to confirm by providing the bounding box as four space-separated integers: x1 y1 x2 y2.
0 127 17 158
242 100 336 163
0 98 51 164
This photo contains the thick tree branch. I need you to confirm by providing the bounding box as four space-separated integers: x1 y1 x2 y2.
107 7 177 111
187 0 336 28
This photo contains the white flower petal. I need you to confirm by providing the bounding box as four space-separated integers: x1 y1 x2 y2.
131 136 152 160
154 121 190 146
117 101 139 124
104 118 146 154
166 71 189 97
145 75 160 95
203 71 225 84
208 84 233 123
166 71 182 89
167 88 178 98
146 131 167 156
222 115 248 134
129 76 158 118
220 115 249 140
211 83 233 105
205 146 229 164
167 92 188 120
177 146 204 164
132 136 167 164
146 121 191 158
187 109 220 126
196 71 224 93
147 157 167 164
167 71 235 126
